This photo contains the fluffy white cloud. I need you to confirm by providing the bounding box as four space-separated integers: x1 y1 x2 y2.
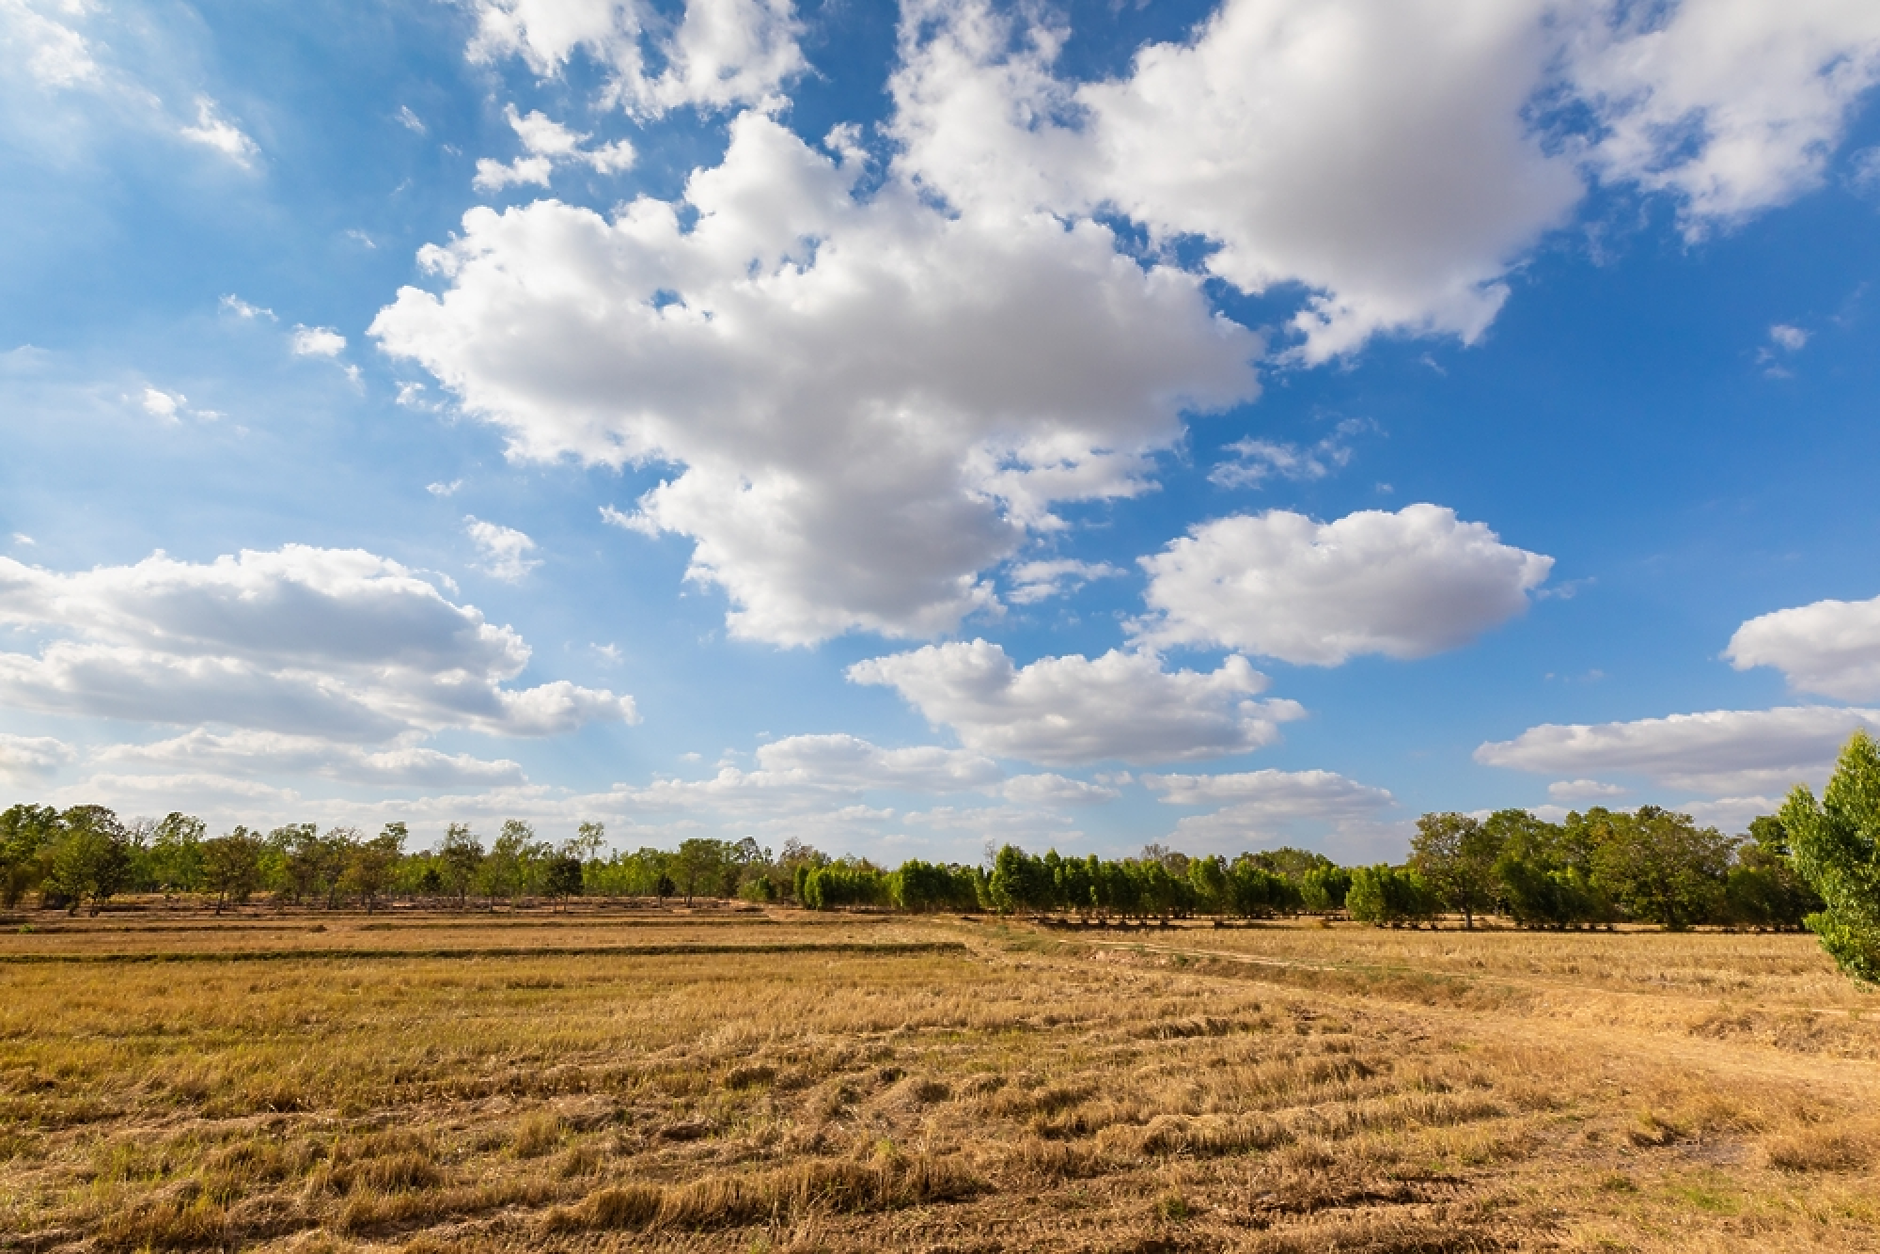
373 111 1258 644
1006 559 1123 606
464 516 541 582
290 325 346 358
848 640 1303 766
1140 767 1395 850
467 0 804 117
0 731 75 783
1547 778 1630 801
0 545 635 741
1726 593 1880 700
177 95 257 167
140 385 183 423
753 732 1001 792
890 0 1880 362
1569 1 1880 231
1136 505 1552 665
95 730 527 789
1001 772 1119 807
473 104 635 191
1475 705 1880 795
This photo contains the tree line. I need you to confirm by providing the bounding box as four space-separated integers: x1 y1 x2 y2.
17 728 1880 994
0 797 1814 933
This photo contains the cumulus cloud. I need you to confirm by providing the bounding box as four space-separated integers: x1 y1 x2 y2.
890 0 1880 362
95 730 528 789
472 104 635 191
140 385 183 423
464 516 541 582
1006 559 1123 606
848 639 1303 766
290 325 346 358
1726 593 1880 700
1140 767 1395 847
373 112 1258 644
1475 705 1880 795
178 95 258 167
1136 505 1552 665
466 0 804 117
1548 778 1630 801
752 732 1001 792
1769 324 1809 352
1002 772 1120 806
0 545 635 742
0 731 76 783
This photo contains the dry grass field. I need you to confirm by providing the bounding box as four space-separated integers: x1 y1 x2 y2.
2 907 1877 1253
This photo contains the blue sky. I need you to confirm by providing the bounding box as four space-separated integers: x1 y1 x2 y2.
4 0 1880 862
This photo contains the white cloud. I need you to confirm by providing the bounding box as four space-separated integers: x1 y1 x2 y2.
753 732 1001 791
178 95 258 167
95 730 528 789
1006 558 1123 606
1769 323 1809 351
1475 705 1880 795
1140 767 1396 848
1547 778 1630 801
0 732 76 783
847 639 1303 766
396 104 425 134
472 104 635 192
11 534 33 547
1568 1 1880 233
1002 772 1119 807
1210 420 1367 489
1679 795 1783 834
0 0 98 88
426 479 462 497
219 294 275 321
373 111 1259 645
889 0 1880 363
599 503 659 536
466 0 805 118
1852 146 1880 194
0 545 636 742
464 516 541 582
1136 504 1553 665
290 325 346 358
140 385 183 423
1727 592 1880 699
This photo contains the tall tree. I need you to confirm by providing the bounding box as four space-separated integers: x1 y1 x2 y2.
440 823 484 908
49 806 131 916
1781 731 1880 983
201 827 265 914
1410 811 1506 929
1588 807 1732 930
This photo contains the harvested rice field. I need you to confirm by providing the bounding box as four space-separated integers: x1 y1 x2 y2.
2 907 1877 1252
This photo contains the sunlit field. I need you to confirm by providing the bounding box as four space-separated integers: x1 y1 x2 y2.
3 907 1878 1252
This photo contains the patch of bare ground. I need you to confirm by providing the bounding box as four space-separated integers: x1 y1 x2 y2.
0 910 1876 1251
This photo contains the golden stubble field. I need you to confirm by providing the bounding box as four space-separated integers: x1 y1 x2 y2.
1 906 1877 1253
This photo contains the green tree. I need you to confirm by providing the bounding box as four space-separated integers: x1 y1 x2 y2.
544 854 584 908
201 827 265 914
340 823 405 912
48 805 131 916
673 837 728 905
1345 865 1438 928
1588 806 1732 930
1781 730 1880 983
144 812 207 896
1410 811 1506 929
0 804 59 908
1725 815 1821 930
1299 865 1352 913
440 823 484 908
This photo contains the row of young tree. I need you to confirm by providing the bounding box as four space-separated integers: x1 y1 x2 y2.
12 727 1880 985
0 799 1808 933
